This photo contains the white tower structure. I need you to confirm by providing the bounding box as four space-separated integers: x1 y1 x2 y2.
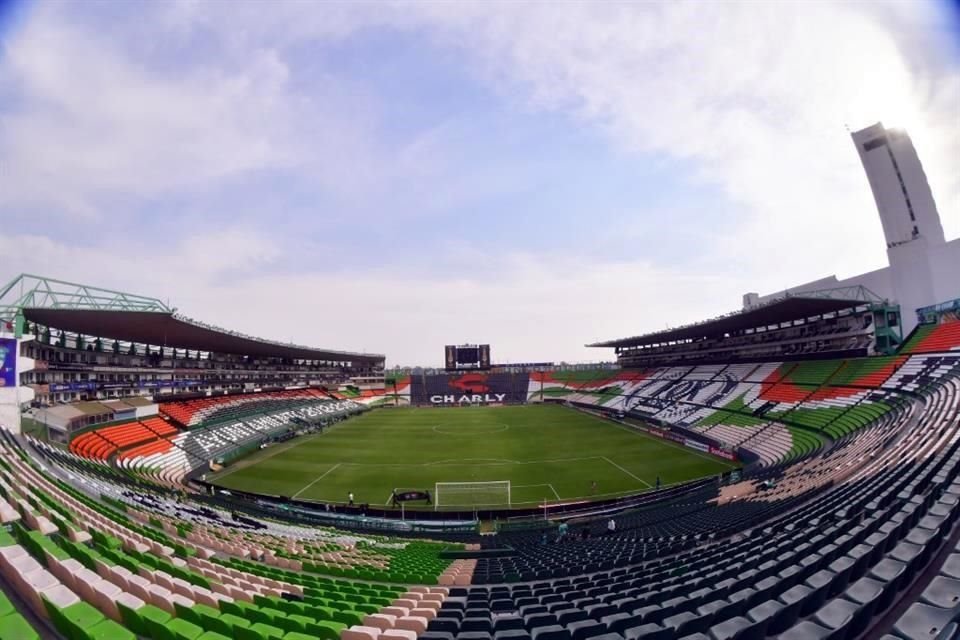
744 122 959 339
852 123 943 335
852 122 946 248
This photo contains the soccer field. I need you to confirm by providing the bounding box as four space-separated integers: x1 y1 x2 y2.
208 404 734 508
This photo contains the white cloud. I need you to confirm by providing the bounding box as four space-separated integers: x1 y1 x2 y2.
0 1 957 364
0 8 303 217
397 0 960 290
0 230 736 366
0 3 406 219
129 0 960 295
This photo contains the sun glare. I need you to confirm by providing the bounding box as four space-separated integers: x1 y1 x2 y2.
842 17 925 133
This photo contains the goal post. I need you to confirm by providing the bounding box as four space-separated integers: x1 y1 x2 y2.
434 481 511 509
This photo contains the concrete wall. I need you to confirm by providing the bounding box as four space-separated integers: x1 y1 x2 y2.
133 404 159 419
930 238 960 305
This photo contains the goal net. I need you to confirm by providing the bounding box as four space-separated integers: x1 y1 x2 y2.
434 481 511 508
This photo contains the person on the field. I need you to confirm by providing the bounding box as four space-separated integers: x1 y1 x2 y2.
348 492 354 506
591 480 598 494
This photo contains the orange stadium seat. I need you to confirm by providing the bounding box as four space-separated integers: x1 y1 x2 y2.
69 432 118 461
139 417 178 437
117 438 174 460
93 422 156 449
909 320 960 354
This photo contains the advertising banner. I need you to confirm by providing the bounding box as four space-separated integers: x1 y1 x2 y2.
49 382 97 392
413 372 529 405
683 438 711 453
0 338 14 387
392 490 431 504
709 447 737 461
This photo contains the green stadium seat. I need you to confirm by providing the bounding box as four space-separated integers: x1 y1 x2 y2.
46 600 104 640
86 618 137 640
163 617 205 640
118 601 169 637
236 622 286 640
0 612 40 640
306 619 348 640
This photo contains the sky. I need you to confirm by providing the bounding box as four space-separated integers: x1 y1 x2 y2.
0 0 958 367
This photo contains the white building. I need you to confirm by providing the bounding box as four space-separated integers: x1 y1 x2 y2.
744 122 960 338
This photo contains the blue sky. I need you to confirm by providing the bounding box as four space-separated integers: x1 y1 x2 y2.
0 0 958 366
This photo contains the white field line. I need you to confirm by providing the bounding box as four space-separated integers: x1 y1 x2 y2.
291 463 342 499
601 456 653 488
210 431 327 481
508 487 651 506
209 418 357 482
318 456 605 468
514 482 562 500
386 455 607 467
579 408 738 469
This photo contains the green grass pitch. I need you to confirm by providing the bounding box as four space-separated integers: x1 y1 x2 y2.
208 404 735 508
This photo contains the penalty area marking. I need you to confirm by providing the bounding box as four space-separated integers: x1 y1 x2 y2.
291 463 342 499
601 456 652 488
515 483 561 501
424 458 518 466
210 429 329 481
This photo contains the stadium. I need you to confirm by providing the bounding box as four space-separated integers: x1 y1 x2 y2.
0 119 958 640
2 2 960 639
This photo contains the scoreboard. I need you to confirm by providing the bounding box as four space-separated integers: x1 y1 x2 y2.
444 344 491 370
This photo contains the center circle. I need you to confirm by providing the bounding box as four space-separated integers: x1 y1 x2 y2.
432 423 510 435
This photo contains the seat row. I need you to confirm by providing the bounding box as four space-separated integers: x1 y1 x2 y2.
160 389 332 428
69 416 183 461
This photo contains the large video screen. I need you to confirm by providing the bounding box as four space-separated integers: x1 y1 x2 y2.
444 344 491 370
456 347 479 364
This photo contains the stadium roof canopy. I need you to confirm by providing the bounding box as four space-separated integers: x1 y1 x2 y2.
588 287 887 349
1 274 382 362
